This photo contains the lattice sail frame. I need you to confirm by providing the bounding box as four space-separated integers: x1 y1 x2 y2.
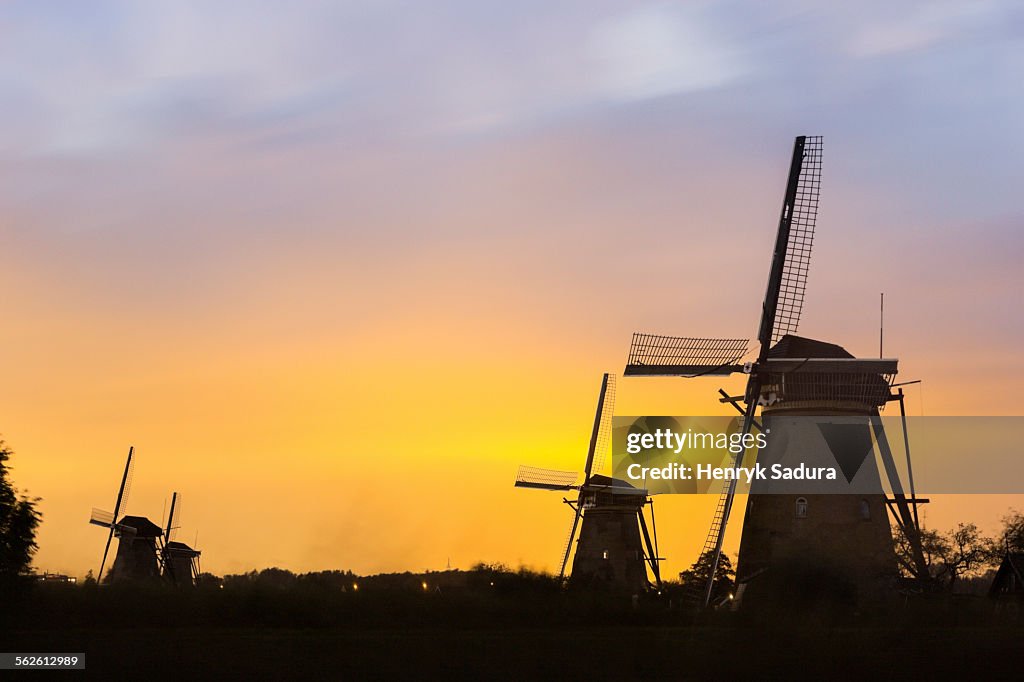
771 135 822 345
514 465 579 490
90 508 114 527
116 453 135 520
589 374 616 477
625 334 749 377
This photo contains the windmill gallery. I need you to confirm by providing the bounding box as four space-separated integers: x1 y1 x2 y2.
516 136 932 609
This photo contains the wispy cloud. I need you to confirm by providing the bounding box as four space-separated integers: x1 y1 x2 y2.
846 0 1017 57
587 2 746 100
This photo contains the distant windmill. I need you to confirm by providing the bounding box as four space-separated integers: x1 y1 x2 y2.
515 374 662 592
88 447 164 582
623 136 928 607
160 492 202 586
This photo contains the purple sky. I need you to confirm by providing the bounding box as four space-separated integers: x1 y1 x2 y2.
1 1 1023 576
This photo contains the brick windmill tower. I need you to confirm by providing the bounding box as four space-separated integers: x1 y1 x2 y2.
623 136 929 607
514 374 662 592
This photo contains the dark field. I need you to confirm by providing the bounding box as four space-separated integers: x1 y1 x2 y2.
3 570 1024 680
5 624 1024 680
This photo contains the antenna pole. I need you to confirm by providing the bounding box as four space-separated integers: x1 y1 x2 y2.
880 293 884 358
99 446 133 582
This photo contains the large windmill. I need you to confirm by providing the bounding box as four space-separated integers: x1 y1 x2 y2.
88 447 164 582
515 374 662 591
623 136 928 607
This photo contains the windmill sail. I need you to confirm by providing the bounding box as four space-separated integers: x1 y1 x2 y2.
98 446 134 582
514 466 578 490
164 492 180 542
561 373 614 577
587 373 616 478
89 508 115 527
759 135 822 347
625 334 749 377
115 449 135 521
698 136 823 607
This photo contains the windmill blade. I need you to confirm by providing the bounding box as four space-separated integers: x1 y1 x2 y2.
700 388 760 607
114 447 135 522
89 508 115 528
514 465 579 491
99 446 134 582
558 506 583 580
581 374 614 481
588 374 616 478
164 492 180 541
757 135 823 349
625 334 748 377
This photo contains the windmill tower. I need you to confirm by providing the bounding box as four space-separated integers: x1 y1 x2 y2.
623 136 928 607
88 447 164 582
515 374 662 591
160 492 202 586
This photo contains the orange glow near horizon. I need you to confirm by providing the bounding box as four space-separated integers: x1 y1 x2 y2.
2 57 1021 581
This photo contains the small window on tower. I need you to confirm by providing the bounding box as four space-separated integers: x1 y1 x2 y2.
602 550 609 560
860 498 871 520
795 497 808 518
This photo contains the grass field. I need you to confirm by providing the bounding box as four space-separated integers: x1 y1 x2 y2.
4 570 1024 679
5 624 1024 679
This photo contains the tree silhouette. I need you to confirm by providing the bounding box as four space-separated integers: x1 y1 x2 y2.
679 551 735 603
996 509 1024 554
0 439 41 582
893 522 994 589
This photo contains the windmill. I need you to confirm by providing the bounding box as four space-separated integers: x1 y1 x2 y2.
160 492 202 586
623 136 928 607
515 374 662 591
88 447 164 582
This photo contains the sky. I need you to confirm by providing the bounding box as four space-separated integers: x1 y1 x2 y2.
1 1 1023 579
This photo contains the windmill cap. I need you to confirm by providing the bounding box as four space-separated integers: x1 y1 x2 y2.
165 541 201 556
116 515 163 537
768 335 854 360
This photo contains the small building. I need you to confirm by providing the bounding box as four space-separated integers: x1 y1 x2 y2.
989 552 1024 598
35 572 77 584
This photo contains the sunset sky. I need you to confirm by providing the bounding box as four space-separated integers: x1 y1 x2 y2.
2 1 1022 579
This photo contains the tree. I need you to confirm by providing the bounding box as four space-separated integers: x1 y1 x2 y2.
679 551 735 603
995 509 1024 554
0 439 42 580
893 524 947 581
894 522 993 590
